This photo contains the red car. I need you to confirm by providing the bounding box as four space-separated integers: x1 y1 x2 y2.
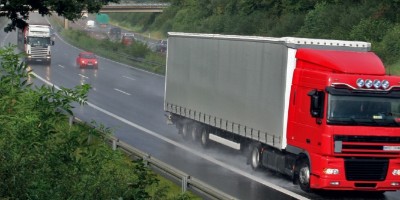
76 52 98 68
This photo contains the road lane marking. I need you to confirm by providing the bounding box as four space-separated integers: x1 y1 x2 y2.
32 71 309 200
78 74 89 79
58 64 65 68
123 75 136 81
114 88 131 96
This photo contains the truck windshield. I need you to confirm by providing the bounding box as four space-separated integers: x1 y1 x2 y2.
327 94 400 126
28 37 50 47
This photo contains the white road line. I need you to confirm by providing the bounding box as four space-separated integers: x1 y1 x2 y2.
78 74 89 79
58 64 65 68
32 71 309 200
114 88 131 96
123 75 136 81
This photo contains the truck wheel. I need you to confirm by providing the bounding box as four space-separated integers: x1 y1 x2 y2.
181 123 190 140
190 124 200 142
177 123 183 135
298 159 311 192
200 128 209 148
250 143 262 170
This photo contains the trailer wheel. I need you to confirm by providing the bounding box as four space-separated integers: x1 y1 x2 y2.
190 124 200 142
200 128 209 148
181 123 190 140
298 159 311 192
177 123 183 135
250 143 262 170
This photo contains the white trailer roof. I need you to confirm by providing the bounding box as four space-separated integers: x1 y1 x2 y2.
168 32 371 49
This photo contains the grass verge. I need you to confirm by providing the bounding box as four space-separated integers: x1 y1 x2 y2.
109 19 166 40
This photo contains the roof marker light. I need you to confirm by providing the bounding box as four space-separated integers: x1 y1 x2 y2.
365 79 373 88
356 78 365 88
373 80 381 89
382 80 390 89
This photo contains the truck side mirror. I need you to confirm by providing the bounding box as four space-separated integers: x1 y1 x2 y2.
51 40 55 45
308 90 325 118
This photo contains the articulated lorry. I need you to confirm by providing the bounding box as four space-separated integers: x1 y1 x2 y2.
164 32 400 192
17 23 54 64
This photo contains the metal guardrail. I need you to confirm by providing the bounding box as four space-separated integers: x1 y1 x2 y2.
72 117 237 200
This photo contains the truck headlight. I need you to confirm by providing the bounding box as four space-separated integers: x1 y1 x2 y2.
356 78 364 88
323 168 339 175
373 80 381 89
392 169 400 176
365 79 373 88
381 80 390 89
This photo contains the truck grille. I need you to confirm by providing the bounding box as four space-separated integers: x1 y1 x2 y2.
30 46 48 58
334 135 400 157
344 158 388 181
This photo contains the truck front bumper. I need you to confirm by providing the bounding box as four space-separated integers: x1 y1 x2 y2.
27 55 51 63
309 155 400 191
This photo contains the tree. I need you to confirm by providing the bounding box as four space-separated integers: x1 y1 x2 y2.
0 46 162 199
0 0 120 32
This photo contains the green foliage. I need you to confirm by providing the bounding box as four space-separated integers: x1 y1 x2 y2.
375 24 400 65
350 18 392 42
0 47 182 199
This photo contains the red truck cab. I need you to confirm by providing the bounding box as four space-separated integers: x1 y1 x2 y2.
288 48 400 191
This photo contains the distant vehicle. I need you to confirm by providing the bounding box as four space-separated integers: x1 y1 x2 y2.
96 13 109 28
82 12 88 19
17 23 54 64
108 27 121 41
155 40 167 53
76 52 98 69
86 20 95 29
121 33 135 46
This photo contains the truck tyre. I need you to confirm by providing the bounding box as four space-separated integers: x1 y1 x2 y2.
200 128 209 148
190 124 200 142
177 123 183 135
181 123 190 140
298 159 311 192
250 143 262 170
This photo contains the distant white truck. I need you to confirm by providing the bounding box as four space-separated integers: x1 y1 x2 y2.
86 20 95 29
17 23 54 64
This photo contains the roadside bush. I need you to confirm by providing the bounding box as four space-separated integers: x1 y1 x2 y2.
0 46 157 199
0 46 184 199
350 18 392 42
374 24 400 65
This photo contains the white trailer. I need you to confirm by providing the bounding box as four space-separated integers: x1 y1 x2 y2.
164 32 369 149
